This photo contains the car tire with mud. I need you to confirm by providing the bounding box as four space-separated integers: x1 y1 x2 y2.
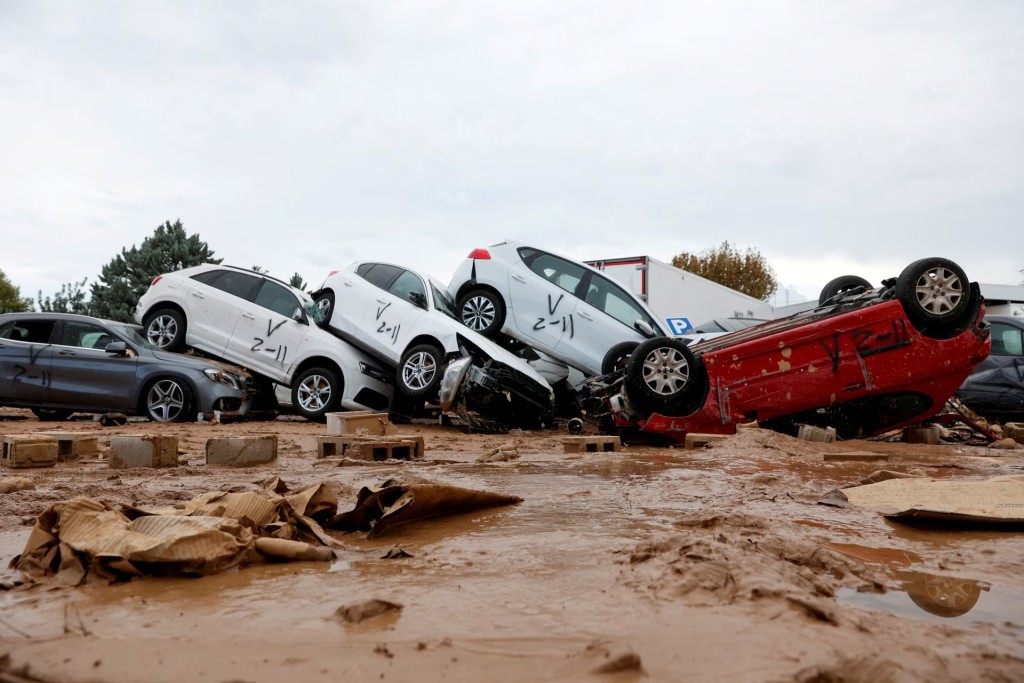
142 377 194 422
398 344 445 399
458 289 505 338
291 367 341 422
602 341 640 375
623 337 707 418
143 308 187 351
896 258 971 333
818 275 873 306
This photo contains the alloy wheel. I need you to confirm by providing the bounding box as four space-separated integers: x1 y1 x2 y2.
461 296 495 332
297 374 332 412
641 347 691 396
147 379 186 422
147 315 178 348
402 351 438 391
914 266 963 316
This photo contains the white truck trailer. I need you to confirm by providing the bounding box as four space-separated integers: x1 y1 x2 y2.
585 255 774 336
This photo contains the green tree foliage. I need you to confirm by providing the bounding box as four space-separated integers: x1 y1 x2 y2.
0 269 33 313
671 241 779 301
89 220 220 322
37 278 90 314
288 273 307 292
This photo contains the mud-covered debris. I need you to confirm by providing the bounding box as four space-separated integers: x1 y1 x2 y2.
0 478 35 494
254 537 334 562
382 546 414 559
857 470 927 486
592 649 643 674
989 438 1020 450
477 444 519 462
334 599 403 624
98 413 128 427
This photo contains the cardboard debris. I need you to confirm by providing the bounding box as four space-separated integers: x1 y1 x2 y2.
334 598 404 624
0 477 36 494
823 475 1024 526
329 481 522 538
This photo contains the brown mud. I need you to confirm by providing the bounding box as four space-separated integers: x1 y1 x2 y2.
1 408 1023 682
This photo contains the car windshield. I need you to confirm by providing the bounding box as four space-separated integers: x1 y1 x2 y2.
108 323 158 350
431 282 459 321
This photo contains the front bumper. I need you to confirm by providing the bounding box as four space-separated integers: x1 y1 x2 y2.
441 358 555 432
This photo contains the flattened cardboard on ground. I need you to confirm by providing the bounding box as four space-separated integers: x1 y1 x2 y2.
829 475 1024 525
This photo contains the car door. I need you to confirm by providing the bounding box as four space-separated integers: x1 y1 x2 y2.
507 248 586 357
48 320 139 411
0 318 56 403
562 272 653 374
224 278 309 380
185 269 262 354
344 264 424 364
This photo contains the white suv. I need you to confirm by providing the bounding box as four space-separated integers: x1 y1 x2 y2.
134 264 393 421
312 261 555 429
449 241 667 377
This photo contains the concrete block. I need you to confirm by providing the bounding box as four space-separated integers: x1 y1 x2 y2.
902 426 940 445
206 435 278 466
325 411 395 436
1 435 58 469
683 433 730 449
40 432 100 461
1003 422 1024 444
797 425 837 443
562 436 622 454
109 435 179 469
824 451 890 462
316 435 424 461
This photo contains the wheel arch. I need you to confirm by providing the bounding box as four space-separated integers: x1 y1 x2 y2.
142 301 187 326
455 281 503 306
292 356 345 387
407 334 456 357
134 371 201 417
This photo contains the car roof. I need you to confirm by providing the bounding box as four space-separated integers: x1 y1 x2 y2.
181 263 307 297
0 311 129 327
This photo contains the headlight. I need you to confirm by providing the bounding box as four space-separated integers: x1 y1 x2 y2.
203 368 240 389
438 357 472 410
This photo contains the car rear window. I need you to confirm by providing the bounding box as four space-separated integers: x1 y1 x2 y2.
191 269 261 300
0 319 56 343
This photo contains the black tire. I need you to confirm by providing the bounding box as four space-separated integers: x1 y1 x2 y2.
896 258 970 327
567 417 584 434
458 288 506 338
143 377 193 422
602 341 640 375
818 275 873 306
623 337 707 418
314 289 335 325
31 408 73 422
397 343 446 399
291 367 342 422
143 308 187 351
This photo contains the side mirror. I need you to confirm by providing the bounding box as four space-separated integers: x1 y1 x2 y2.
292 307 307 324
409 292 426 309
104 341 129 355
635 320 655 338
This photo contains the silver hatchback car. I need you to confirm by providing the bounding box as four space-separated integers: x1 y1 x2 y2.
0 312 252 422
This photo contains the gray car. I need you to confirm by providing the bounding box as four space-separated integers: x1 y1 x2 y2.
0 312 252 422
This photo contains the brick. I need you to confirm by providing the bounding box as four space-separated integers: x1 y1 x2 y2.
824 451 890 462
562 436 622 454
325 411 395 436
1 435 58 469
40 432 100 461
109 435 179 469
902 426 940 445
797 425 837 443
206 435 278 466
1003 422 1024 444
683 433 730 449
316 435 424 461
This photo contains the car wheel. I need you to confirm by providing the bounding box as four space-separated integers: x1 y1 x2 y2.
623 337 707 418
458 289 505 338
143 308 186 351
398 344 445 399
291 367 341 422
601 341 640 375
314 290 335 324
896 258 970 327
818 275 873 306
31 408 74 422
144 378 193 422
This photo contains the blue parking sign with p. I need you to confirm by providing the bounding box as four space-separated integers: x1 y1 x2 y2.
666 318 692 335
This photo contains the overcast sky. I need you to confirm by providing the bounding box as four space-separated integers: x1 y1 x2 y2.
1 0 1021 307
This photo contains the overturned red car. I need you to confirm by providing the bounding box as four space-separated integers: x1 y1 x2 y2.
580 258 991 441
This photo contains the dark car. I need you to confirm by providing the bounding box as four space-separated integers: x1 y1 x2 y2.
956 315 1024 422
579 258 991 441
0 312 252 422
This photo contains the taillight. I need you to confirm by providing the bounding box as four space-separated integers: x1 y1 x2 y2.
468 248 491 260
328 270 338 277
151 276 162 286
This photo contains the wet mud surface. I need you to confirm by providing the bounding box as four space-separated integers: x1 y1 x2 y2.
1 409 1023 682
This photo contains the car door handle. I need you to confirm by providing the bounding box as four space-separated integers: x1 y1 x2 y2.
242 312 256 320
511 273 527 283
343 281 353 287
58 350 76 356
578 311 594 321
191 291 205 299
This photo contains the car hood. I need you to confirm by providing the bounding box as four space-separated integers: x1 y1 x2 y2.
454 327 553 394
148 349 251 377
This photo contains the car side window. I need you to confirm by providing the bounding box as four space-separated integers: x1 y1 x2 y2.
990 323 1023 356
389 270 427 307
0 319 55 343
360 264 402 291
192 270 262 300
254 281 300 317
584 274 656 330
56 321 116 349
525 253 586 295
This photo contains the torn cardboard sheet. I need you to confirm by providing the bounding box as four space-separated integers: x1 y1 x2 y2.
12 482 346 584
329 481 522 538
823 475 1024 525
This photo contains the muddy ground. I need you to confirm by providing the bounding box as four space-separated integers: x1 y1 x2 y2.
1 407 1023 682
